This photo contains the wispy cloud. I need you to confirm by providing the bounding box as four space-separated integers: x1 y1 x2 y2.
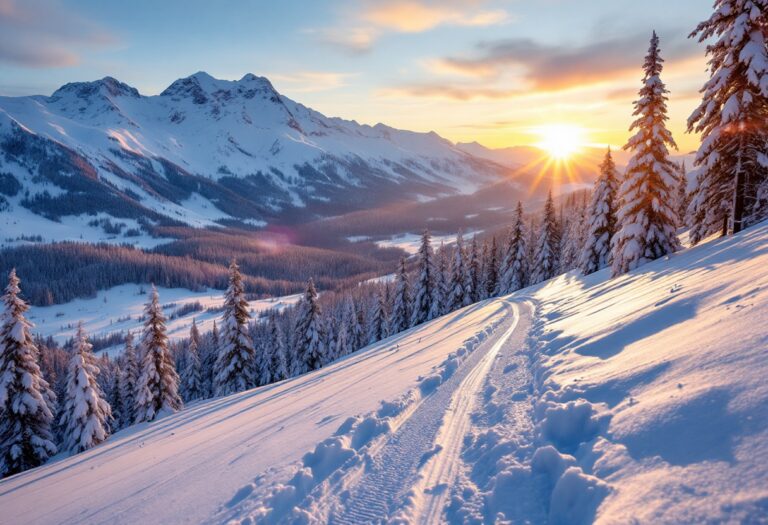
0 0 116 68
311 0 511 54
437 30 699 89
389 29 700 101
362 1 509 33
268 71 357 93
306 27 378 55
380 84 520 101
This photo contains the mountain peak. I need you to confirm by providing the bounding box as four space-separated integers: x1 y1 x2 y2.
51 76 140 101
160 72 280 105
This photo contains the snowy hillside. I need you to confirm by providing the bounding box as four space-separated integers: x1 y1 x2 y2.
1 222 766 524
26 283 301 348
0 73 507 242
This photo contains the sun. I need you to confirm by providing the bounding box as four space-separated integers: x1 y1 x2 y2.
535 124 586 160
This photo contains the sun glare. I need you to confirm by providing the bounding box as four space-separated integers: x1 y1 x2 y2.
535 124 586 160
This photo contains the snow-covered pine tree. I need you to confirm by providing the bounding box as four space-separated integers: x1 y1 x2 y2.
267 314 289 382
324 316 339 364
501 202 529 292
60 323 112 453
339 297 357 355
560 203 586 272
354 302 367 350
485 236 499 298
202 321 219 397
478 240 489 300
255 331 273 387
333 315 350 360
214 260 256 396
448 232 470 310
367 290 389 344
435 243 450 315
688 1 768 241
581 148 619 274
531 192 561 284
467 236 481 303
410 230 440 326
293 278 325 375
181 321 204 402
612 32 681 276
0 270 57 477
496 227 514 295
390 257 411 334
134 286 182 423
676 161 690 228
120 331 137 428
108 364 123 431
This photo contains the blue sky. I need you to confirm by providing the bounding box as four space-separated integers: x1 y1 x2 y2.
0 0 712 149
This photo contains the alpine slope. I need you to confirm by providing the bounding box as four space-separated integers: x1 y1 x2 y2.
1 221 767 524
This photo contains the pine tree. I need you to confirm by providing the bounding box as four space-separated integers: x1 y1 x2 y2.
181 321 204 402
435 243 450 314
613 32 681 276
134 286 182 423
688 1 768 241
675 161 690 228
267 314 289 382
201 321 219 397
390 258 411 334
467 236 481 303
120 331 137 428
333 317 350 360
354 302 367 350
501 202 529 292
485 236 499 298
0 270 57 477
410 230 440 326
531 192 561 284
108 364 123 431
496 227 514 295
367 290 389 344
581 149 620 275
214 260 256 396
448 232 470 310
293 278 325 375
560 203 586 272
60 323 112 453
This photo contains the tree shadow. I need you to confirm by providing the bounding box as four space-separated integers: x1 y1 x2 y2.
572 290 717 360
618 388 751 466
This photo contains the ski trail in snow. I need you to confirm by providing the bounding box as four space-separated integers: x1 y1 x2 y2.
325 301 521 524
410 303 520 524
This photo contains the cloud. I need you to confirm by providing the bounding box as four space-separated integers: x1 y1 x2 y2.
362 1 509 33
268 71 356 93
438 30 700 90
311 0 510 54
0 0 116 68
380 84 520 101
308 27 379 55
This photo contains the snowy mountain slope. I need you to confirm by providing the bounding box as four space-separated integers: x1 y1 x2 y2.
0 73 508 240
1 222 766 524
0 298 511 525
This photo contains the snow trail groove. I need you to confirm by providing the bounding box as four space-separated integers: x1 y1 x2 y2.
327 301 521 525
412 303 521 524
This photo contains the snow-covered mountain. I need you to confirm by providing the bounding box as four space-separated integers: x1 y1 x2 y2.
0 72 507 244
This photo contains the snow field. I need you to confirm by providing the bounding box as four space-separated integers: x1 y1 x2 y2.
220 302 510 524
527 222 768 523
27 283 301 348
0 297 509 525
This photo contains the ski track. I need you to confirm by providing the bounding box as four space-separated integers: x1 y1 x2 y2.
411 303 522 524
446 300 548 523
324 300 525 524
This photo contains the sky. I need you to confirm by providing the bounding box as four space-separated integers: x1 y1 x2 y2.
0 0 713 152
